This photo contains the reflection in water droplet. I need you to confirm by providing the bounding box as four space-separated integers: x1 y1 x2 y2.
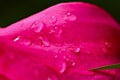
64 12 77 21
13 36 20 42
50 16 57 24
30 21 44 33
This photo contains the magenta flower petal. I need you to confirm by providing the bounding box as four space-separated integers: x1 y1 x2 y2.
0 2 120 80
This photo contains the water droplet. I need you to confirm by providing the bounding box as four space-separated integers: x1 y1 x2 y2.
49 29 55 33
54 26 58 29
21 38 32 46
64 12 77 21
102 42 111 53
49 26 63 37
67 12 71 15
39 37 50 47
58 62 66 73
50 16 57 24
71 46 81 54
13 36 20 42
63 56 70 62
67 60 76 67
105 42 108 45
56 29 62 37
30 21 44 33
105 42 111 48
74 47 80 53
14 36 32 46
53 61 66 74
54 55 58 58
72 62 75 66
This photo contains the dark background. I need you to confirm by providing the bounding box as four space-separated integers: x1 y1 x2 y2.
0 0 120 27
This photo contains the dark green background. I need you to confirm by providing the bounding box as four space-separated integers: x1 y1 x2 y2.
0 0 120 27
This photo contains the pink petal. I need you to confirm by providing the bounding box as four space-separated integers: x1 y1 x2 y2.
0 2 120 80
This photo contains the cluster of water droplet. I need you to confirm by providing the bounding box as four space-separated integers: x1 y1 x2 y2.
11 11 116 80
13 36 32 46
13 11 77 47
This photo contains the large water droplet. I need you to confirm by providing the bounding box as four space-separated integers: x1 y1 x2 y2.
64 12 77 21
30 21 44 33
50 16 57 24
